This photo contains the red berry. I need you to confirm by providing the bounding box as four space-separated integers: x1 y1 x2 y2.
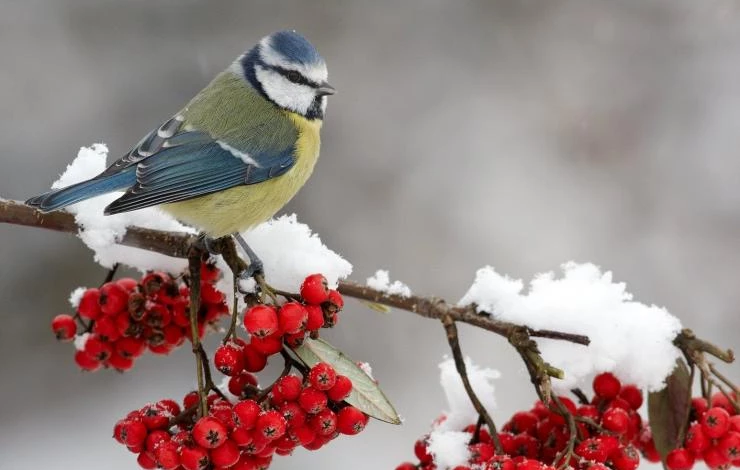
242 343 268 373
192 416 228 449
119 419 148 447
200 262 221 284
78 288 102 320
469 442 494 463
200 282 225 304
228 372 258 398
108 351 134 371
691 397 709 420
327 289 343 309
51 314 77 341
507 411 539 435
300 274 330 305
718 431 740 461
309 409 338 436
279 401 307 429
619 385 643 410
137 452 157 470
234 399 261 430
250 334 283 356
180 445 210 470
154 440 180 470
283 331 306 348
610 444 640 470
215 343 246 376
414 437 433 464
576 437 609 463
396 464 417 470
702 407 731 439
99 281 128 316
731 415 740 433
84 335 113 361
211 439 241 468
74 350 101 371
593 372 621 400
577 404 600 421
278 302 308 334
511 433 539 458
638 428 661 463
305 305 325 331
298 387 328 414
243 305 279 338
275 375 303 401
141 404 170 430
665 448 694 470
602 407 630 435
256 410 287 441
337 406 367 435
703 445 730 468
685 422 709 454
116 336 146 359
711 392 737 415
327 375 353 402
308 363 337 391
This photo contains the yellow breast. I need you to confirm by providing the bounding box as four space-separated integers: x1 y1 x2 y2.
161 113 322 237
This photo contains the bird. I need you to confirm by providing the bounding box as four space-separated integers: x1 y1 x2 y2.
26 30 335 277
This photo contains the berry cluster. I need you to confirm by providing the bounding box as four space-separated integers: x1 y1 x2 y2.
114 362 369 470
643 392 740 470
51 262 229 371
227 273 344 373
398 372 646 470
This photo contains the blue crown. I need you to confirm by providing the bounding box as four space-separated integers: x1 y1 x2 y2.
267 30 324 66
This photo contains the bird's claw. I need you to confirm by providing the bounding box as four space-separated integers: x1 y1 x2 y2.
193 234 225 256
236 264 276 303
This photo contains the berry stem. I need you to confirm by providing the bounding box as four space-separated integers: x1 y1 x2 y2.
196 343 230 403
570 388 589 405
550 395 577 469
101 263 119 285
256 349 294 403
441 315 504 454
187 247 208 418
223 270 240 343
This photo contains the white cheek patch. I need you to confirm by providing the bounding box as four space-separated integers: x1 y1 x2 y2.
255 65 315 116
259 37 328 84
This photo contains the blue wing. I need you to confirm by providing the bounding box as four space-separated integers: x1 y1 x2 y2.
104 129 295 215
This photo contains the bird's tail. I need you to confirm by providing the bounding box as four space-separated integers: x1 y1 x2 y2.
26 171 134 212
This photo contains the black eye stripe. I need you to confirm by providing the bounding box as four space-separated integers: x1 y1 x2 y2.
273 66 318 87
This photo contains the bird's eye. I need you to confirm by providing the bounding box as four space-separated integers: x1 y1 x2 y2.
286 71 303 84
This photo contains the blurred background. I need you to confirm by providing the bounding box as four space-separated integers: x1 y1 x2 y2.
2 0 740 468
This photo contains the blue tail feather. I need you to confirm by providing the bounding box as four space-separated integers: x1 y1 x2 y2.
25 170 135 212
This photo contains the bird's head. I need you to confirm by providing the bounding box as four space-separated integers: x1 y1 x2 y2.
238 30 334 120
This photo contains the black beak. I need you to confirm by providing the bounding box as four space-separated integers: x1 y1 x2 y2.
317 82 336 96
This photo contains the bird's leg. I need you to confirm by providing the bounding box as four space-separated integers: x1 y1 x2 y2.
193 233 226 256
233 233 276 303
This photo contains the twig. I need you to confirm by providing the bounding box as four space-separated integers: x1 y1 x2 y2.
0 198 590 348
187 248 208 418
551 395 577 469
441 315 503 454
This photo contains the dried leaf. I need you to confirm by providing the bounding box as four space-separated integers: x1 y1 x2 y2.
360 300 392 314
647 358 692 461
293 338 401 424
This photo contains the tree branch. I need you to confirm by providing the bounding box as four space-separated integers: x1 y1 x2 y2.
0 198 589 349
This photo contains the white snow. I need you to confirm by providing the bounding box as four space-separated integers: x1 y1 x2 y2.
52 144 196 272
238 214 352 293
73 333 91 351
458 262 683 392
68 287 87 309
427 357 499 469
426 431 471 469
366 270 412 297
49 145 352 295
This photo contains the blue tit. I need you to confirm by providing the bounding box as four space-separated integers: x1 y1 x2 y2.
26 30 335 273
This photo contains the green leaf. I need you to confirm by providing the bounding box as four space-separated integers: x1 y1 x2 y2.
647 358 692 462
293 338 402 424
